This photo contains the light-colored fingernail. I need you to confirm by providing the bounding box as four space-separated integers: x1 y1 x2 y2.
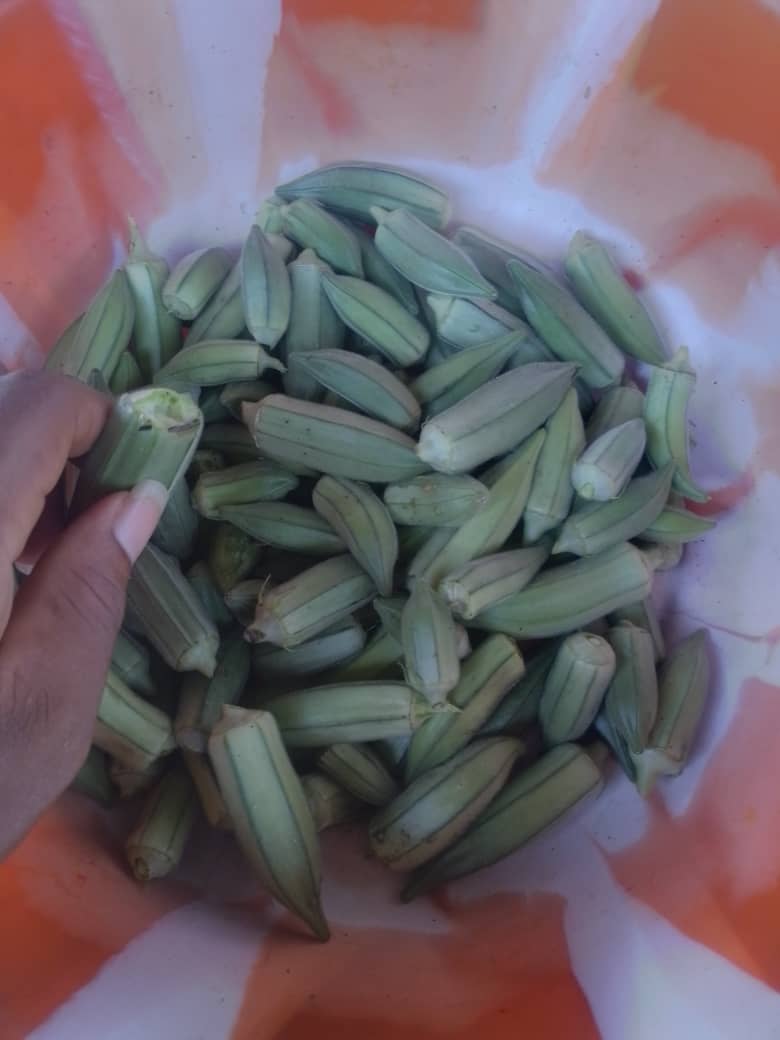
113 480 168 563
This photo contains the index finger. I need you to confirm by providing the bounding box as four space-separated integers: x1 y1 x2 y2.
0 371 111 567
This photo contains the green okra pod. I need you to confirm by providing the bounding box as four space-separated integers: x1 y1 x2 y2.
313 476 398 595
94 668 176 772
124 220 181 380
318 743 399 807
564 231 667 364
632 629 709 795
163 246 233 320
265 681 445 747
553 463 674 557
643 347 708 502
240 225 292 348
208 706 328 940
571 418 647 501
125 765 198 881
523 387 585 542
508 258 625 389
472 541 653 639
247 555 376 648
372 206 495 299
539 632 616 745
71 386 203 516
417 362 575 474
370 737 522 871
276 162 450 228
128 545 220 676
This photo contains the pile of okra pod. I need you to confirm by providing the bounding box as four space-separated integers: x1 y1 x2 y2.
52 163 714 941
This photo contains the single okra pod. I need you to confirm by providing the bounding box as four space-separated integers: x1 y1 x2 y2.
282 198 363 277
409 334 517 413
401 580 460 703
370 738 522 871
45 268 135 382
301 772 363 831
163 246 232 320
372 206 496 298
384 474 488 528
208 706 328 940
290 349 421 431
508 259 625 389
440 544 550 620
244 394 428 483
402 743 602 899
71 386 203 515
193 460 298 517
264 681 444 747
185 262 246 345
317 743 399 807
472 542 653 639
480 640 560 736
94 668 176 772
632 629 709 795
208 522 264 592
554 463 675 557
240 225 292 348
124 220 181 380
320 273 429 367
213 501 345 557
111 629 156 697
640 505 716 543
125 765 198 882
572 418 646 501
643 347 708 502
127 545 220 676
155 340 284 388
187 560 234 629
405 633 526 781
564 231 667 364
282 249 344 399
253 617 365 678
247 555 376 648
523 387 585 542
417 362 575 473
539 633 616 745
175 632 251 752
313 476 398 595
603 622 659 769
276 162 451 228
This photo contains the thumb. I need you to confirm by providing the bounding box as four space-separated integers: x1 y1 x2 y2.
0 481 167 851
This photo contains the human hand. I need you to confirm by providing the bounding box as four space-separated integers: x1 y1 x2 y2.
0 371 168 856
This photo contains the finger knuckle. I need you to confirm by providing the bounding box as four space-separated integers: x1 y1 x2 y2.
0 661 50 743
58 559 127 637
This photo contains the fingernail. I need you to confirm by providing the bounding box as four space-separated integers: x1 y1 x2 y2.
113 480 168 563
